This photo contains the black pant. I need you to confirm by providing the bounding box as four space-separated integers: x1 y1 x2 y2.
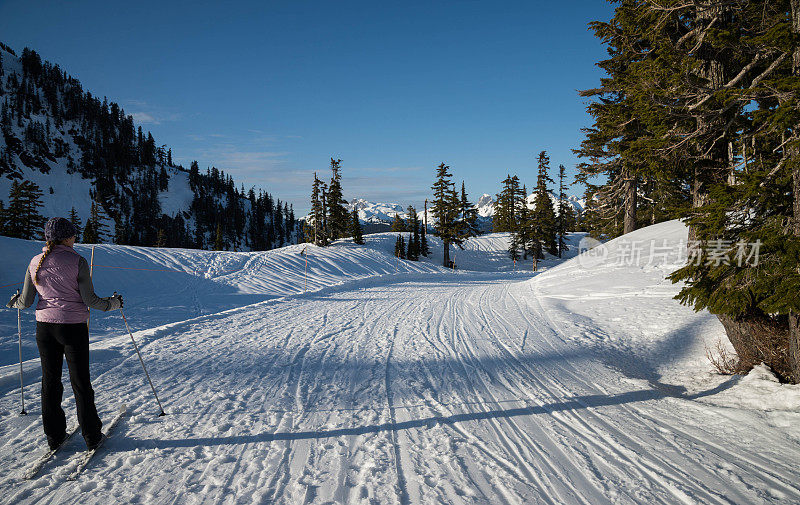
36 321 102 446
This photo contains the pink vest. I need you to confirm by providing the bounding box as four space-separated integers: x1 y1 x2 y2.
28 245 89 324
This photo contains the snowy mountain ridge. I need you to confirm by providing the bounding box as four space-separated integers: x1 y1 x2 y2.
337 192 585 231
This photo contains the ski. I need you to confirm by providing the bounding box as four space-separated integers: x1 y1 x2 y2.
66 404 127 481
21 424 80 480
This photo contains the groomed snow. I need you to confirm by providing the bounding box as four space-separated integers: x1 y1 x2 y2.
0 221 798 504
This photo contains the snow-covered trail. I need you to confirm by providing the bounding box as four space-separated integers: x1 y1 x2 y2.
2 270 798 504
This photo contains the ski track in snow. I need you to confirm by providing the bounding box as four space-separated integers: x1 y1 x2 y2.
0 224 799 504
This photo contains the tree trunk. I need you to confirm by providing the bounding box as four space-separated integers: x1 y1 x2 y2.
688 1 728 244
717 312 793 382
688 167 703 243
442 239 450 268
790 313 800 384
623 170 637 235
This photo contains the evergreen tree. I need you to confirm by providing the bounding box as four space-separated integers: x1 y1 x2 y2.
556 164 572 257
0 46 304 251
582 0 800 381
511 184 532 261
82 217 97 244
420 220 430 257
115 216 131 245
350 208 364 245
86 199 110 243
406 205 421 261
575 0 661 238
68 206 82 242
494 174 521 232
3 181 23 238
326 158 349 240
155 228 166 248
508 231 521 263
528 151 557 259
194 221 205 249
394 234 406 259
189 161 200 190
430 162 463 267
391 213 406 232
320 180 329 246
10 181 47 240
214 221 224 251
458 181 479 240
412 206 421 260
310 173 327 246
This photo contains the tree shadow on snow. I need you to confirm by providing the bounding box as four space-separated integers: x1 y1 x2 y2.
542 299 741 399
139 388 670 449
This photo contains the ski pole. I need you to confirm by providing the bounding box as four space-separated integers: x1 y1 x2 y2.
119 303 166 417
17 290 26 415
87 245 95 329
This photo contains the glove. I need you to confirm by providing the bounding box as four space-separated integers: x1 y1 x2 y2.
107 293 124 311
6 292 20 309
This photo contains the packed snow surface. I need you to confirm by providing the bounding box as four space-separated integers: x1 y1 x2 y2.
0 222 798 504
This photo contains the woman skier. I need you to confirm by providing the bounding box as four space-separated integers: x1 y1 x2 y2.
6 217 123 450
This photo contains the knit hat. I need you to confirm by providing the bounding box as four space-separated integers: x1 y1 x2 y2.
44 217 77 242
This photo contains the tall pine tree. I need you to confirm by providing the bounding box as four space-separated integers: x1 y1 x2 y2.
430 163 462 267
528 151 557 260
68 206 82 242
326 158 349 240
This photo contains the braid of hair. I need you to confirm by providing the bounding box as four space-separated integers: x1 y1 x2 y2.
34 240 59 284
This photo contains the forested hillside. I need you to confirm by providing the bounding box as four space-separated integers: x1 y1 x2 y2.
0 43 296 250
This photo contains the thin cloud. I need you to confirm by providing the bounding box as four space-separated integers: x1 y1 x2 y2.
352 166 424 174
126 100 182 125
131 112 157 124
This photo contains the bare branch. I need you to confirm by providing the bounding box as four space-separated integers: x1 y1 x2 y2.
688 52 788 111
688 17 719 54
772 133 800 154
759 159 787 187
749 52 789 89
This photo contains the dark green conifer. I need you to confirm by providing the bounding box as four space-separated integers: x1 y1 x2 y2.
350 208 364 245
214 221 224 251
430 163 465 267
420 221 430 257
326 158 349 240
68 206 82 242
391 213 406 232
529 151 557 259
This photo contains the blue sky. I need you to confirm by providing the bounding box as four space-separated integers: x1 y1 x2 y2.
0 0 612 215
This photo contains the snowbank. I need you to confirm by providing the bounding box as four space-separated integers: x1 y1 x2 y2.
531 219 800 412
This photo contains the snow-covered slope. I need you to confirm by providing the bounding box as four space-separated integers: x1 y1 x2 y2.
1 230 583 367
535 220 800 410
0 221 798 504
